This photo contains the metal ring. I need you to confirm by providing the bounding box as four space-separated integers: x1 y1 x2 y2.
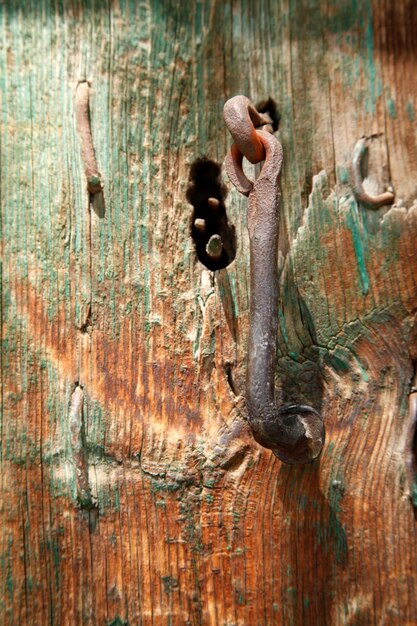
225 130 282 197
223 95 270 164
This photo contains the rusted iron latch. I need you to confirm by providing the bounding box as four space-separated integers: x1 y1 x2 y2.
223 95 325 464
75 81 103 195
351 137 395 209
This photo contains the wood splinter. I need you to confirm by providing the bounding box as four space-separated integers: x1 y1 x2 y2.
75 81 102 195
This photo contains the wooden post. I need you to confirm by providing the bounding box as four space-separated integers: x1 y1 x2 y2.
2 1 417 624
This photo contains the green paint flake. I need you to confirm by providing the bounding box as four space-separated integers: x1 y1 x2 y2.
97 486 112 513
51 538 60 590
324 350 350 374
386 96 397 119
151 478 183 493
355 356 369 382
6 536 13 600
313 511 348 564
113 486 120 512
364 20 376 113
304 473 348 566
327 442 335 457
106 618 128 626
278 309 298 360
411 475 417 508
336 165 350 185
327 1 379 112
406 100 415 121
235 588 244 605
346 201 369 295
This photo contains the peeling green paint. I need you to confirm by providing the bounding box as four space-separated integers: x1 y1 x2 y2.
324 350 350 374
278 309 298 360
337 166 350 185
346 201 369 295
107 618 128 626
406 100 415 122
386 96 397 119
411 475 417 508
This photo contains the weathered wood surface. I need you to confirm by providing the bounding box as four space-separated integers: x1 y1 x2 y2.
1 1 417 624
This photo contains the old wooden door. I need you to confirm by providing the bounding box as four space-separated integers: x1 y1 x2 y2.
2 1 417 624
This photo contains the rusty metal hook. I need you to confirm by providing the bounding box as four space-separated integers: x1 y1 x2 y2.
75 81 102 195
223 96 325 464
351 137 395 209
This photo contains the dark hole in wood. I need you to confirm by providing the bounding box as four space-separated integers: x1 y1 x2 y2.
187 157 236 271
256 97 280 132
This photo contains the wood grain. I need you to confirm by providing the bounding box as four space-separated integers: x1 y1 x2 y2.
1 1 417 624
